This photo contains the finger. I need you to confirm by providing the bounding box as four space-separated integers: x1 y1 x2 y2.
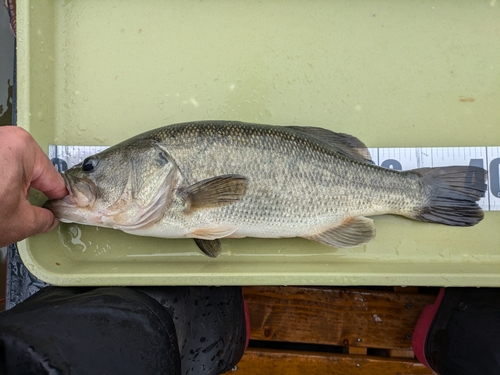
30 143 69 199
0 205 59 247
17 202 60 240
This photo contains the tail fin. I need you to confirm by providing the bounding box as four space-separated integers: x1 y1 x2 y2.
410 166 487 226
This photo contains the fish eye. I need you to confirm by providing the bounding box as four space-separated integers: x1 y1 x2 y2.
82 157 99 173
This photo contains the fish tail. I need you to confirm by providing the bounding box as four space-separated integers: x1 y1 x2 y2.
410 166 487 226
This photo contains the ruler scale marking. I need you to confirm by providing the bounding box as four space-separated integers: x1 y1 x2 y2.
486 147 490 211
49 145 499 211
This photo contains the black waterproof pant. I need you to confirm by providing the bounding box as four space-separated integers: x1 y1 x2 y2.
0 286 246 375
422 288 500 375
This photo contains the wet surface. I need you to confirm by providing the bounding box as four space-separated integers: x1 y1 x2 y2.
0 4 14 126
5 1 500 291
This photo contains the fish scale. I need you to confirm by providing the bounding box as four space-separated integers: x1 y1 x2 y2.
147 123 425 231
46 121 487 257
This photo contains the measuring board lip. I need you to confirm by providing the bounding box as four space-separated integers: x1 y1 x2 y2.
49 145 500 211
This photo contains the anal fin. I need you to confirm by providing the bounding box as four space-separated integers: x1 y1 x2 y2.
306 216 376 248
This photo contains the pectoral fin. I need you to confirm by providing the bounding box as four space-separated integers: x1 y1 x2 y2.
306 216 376 248
181 174 248 212
194 239 221 258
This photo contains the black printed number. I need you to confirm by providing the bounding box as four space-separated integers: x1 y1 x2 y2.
380 156 499 198
51 158 68 173
381 159 402 171
490 158 500 198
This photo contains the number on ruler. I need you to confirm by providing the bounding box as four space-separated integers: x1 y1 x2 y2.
51 158 68 173
381 159 402 171
490 158 500 198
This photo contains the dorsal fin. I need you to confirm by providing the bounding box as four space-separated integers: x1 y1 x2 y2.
288 126 374 164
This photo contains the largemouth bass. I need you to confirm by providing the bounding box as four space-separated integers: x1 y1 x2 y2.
45 121 487 257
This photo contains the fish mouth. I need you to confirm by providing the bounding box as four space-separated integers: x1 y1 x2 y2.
43 174 97 224
50 173 77 207
64 174 97 207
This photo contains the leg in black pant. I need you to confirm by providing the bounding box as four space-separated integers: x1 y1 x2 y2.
0 286 247 375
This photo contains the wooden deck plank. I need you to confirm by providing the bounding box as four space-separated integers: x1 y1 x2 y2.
390 349 416 358
243 286 436 349
233 348 434 375
348 346 367 355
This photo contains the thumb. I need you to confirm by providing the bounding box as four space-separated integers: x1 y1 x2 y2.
19 203 60 240
0 203 59 247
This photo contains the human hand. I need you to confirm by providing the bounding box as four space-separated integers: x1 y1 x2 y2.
0 126 68 247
